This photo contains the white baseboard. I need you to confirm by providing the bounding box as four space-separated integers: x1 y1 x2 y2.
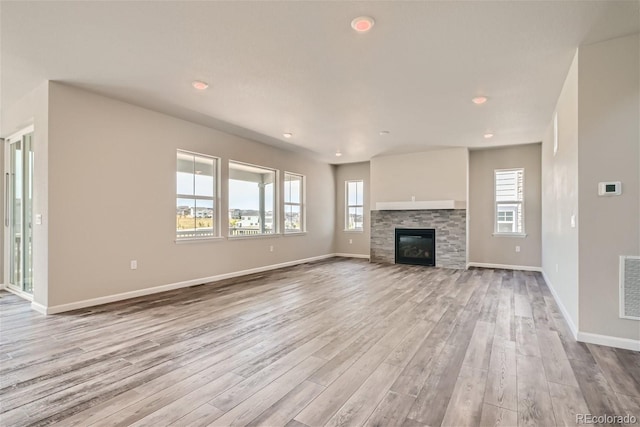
467 262 542 272
541 269 639 351
541 269 578 339
41 253 337 315
577 331 640 352
31 301 48 315
36 254 636 355
334 253 370 260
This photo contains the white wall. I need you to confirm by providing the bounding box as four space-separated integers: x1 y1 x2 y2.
370 148 468 207
1 81 50 307
577 33 639 341
469 144 541 268
334 162 370 256
44 82 335 308
541 52 580 333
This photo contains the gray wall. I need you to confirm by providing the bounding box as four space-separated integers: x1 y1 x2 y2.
469 144 542 268
541 52 580 331
542 33 640 343
370 148 468 207
334 162 370 256
42 82 335 307
577 33 639 340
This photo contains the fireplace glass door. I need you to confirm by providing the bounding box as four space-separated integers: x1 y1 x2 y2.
395 228 435 266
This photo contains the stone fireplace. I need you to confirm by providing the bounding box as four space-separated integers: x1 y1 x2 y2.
371 208 466 269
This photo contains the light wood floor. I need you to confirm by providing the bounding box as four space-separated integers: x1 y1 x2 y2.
1 259 639 427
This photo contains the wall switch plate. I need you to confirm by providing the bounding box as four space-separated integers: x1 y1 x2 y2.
35 214 42 225
349 239 353 244
130 260 137 270
269 245 274 252
515 246 520 253
570 214 576 228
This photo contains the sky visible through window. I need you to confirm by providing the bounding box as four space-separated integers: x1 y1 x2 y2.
229 179 274 210
176 175 275 210
284 178 301 204
176 172 213 196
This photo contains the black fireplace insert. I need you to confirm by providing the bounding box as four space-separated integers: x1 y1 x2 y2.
395 228 436 266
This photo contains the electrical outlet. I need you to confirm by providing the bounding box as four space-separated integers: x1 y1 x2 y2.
130 260 137 270
269 245 274 252
349 239 353 244
515 246 520 253
35 214 42 225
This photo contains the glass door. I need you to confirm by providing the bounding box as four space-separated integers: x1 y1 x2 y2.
5 128 33 295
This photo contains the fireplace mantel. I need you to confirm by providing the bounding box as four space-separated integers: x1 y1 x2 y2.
374 200 466 211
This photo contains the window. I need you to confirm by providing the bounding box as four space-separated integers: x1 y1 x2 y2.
345 180 364 231
284 172 304 233
176 150 218 239
229 161 276 236
495 168 524 234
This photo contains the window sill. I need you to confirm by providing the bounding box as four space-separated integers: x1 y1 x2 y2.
492 233 527 238
175 236 225 244
284 231 307 236
228 233 281 240
343 229 364 233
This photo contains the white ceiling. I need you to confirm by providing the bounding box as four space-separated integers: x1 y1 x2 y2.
2 1 639 164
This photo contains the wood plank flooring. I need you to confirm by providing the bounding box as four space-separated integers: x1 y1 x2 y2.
0 258 638 426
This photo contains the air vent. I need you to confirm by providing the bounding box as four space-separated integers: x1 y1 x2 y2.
620 256 640 320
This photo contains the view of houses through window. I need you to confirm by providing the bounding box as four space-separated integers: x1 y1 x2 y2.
346 180 364 231
176 151 218 239
284 172 304 232
495 168 524 234
177 152 365 239
228 161 276 236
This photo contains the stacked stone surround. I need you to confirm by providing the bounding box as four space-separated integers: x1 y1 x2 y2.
370 209 467 269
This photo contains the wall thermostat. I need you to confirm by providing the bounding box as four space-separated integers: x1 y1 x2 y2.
598 181 622 196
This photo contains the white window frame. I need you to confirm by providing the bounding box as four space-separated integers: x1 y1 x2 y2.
494 168 526 237
228 160 278 238
176 150 220 241
345 180 364 232
284 171 305 234
497 210 516 233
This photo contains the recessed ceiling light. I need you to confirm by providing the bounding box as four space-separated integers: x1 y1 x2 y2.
335 150 343 157
192 80 209 90
351 16 375 33
283 132 293 138
379 130 390 135
472 96 488 105
484 133 494 139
